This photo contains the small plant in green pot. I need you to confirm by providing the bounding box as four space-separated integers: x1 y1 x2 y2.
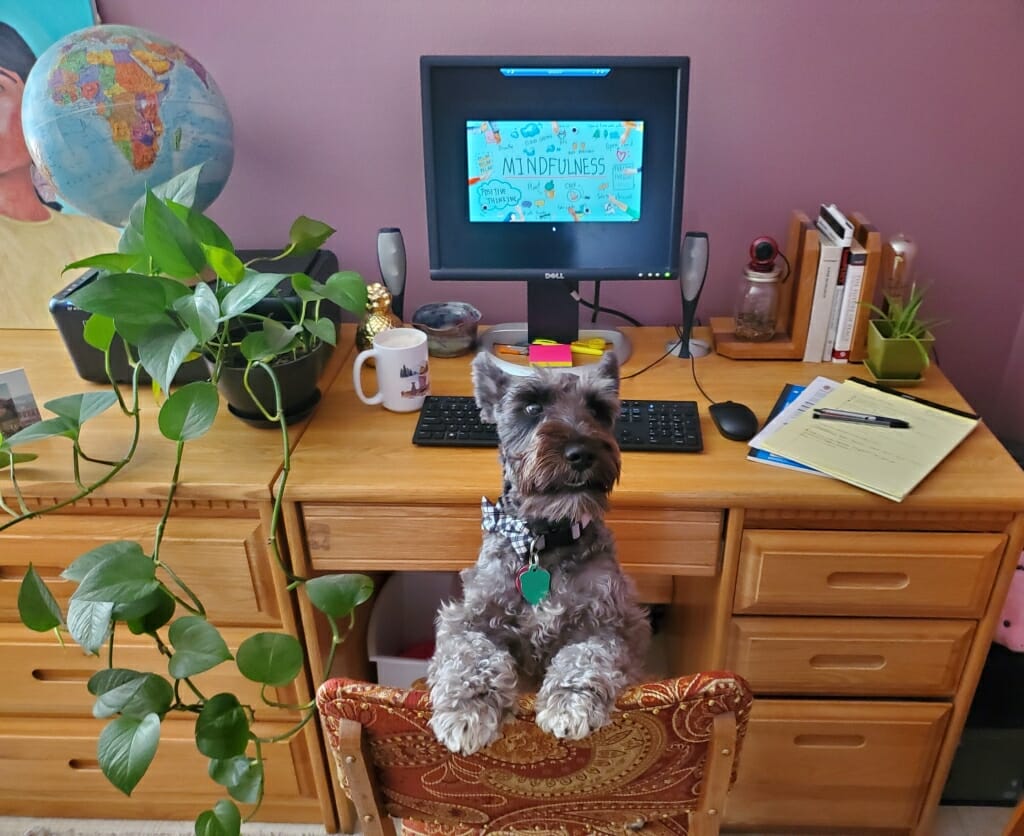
862 283 943 381
4 163 372 836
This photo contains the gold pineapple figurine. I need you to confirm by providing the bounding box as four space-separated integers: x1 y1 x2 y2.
356 282 403 354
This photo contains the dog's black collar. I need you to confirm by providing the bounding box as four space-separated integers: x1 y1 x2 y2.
528 517 587 551
481 496 590 558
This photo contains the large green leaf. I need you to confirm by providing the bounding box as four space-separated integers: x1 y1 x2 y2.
69 272 183 324
67 599 114 654
240 321 301 362
304 317 337 346
89 669 174 720
137 324 199 395
158 381 219 442
0 449 38 470
304 573 374 619
235 632 304 686
288 216 335 254
195 693 250 759
5 416 77 447
63 541 147 582
97 713 161 796
167 200 234 251
168 616 233 679
83 314 116 352
72 549 159 605
44 391 118 425
195 799 241 836
64 252 142 274
17 565 64 632
202 245 245 285
209 756 263 805
287 272 319 304
125 587 176 635
142 190 206 279
220 270 290 319
320 270 369 315
173 282 220 343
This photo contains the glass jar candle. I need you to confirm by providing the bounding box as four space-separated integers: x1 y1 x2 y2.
734 263 782 341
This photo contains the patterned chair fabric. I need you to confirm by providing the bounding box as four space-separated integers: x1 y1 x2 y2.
316 672 752 836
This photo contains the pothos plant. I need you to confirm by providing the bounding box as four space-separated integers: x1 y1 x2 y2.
2 164 372 836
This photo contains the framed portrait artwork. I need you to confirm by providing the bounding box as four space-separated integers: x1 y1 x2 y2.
0 0 122 329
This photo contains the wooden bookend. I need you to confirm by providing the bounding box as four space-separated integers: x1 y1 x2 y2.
711 209 817 359
849 212 881 363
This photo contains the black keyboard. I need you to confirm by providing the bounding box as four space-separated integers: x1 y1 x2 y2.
413 396 703 452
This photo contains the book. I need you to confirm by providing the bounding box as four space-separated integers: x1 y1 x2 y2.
830 240 868 363
821 249 851 362
756 377 980 502
802 205 852 362
747 382 830 477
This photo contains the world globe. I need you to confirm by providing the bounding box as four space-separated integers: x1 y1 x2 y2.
20 24 233 227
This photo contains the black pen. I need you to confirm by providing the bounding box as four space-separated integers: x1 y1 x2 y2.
812 408 910 429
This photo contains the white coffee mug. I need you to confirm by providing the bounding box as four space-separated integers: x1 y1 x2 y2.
352 328 431 412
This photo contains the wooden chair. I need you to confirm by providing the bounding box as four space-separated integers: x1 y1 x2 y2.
316 672 753 836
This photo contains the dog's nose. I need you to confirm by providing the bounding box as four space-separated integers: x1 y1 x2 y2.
564 442 594 471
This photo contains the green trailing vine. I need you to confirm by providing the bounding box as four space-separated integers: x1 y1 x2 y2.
3 164 372 836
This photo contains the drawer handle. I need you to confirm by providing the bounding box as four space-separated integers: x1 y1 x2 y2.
68 759 101 771
809 654 887 671
826 571 909 590
793 734 866 748
32 669 91 683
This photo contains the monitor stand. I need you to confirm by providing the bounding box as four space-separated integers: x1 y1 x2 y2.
477 281 632 376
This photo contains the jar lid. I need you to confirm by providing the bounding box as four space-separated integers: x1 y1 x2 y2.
744 265 782 283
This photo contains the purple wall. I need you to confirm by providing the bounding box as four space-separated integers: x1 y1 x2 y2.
97 0 1024 439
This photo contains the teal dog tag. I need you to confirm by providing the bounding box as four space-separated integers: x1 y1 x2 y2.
517 564 551 605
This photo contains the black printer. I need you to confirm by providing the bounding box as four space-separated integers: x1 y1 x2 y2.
49 249 340 385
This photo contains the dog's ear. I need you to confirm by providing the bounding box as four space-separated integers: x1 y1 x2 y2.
592 351 620 396
471 351 510 422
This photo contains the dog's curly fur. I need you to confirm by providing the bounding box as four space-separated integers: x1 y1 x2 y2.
427 351 650 755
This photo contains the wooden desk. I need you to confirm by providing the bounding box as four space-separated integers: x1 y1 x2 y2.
0 330 352 829
286 327 1024 835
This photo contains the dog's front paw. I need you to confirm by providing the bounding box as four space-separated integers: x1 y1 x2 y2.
430 706 503 755
535 689 612 740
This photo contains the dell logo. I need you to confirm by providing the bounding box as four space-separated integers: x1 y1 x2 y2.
544 271 566 279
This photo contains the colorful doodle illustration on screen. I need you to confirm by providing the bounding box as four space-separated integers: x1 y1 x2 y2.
466 119 643 223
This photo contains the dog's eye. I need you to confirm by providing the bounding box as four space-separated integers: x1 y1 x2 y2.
524 402 543 416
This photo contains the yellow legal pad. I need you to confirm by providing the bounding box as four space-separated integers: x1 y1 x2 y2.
757 377 980 502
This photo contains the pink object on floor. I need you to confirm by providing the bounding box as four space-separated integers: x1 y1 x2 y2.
994 551 1024 652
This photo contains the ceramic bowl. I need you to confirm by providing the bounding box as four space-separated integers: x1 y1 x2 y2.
411 302 482 357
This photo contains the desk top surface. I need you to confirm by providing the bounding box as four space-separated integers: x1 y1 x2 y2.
0 329 350 503
287 327 1024 514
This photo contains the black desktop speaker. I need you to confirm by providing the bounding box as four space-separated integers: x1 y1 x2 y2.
672 231 710 358
50 248 340 385
377 227 407 320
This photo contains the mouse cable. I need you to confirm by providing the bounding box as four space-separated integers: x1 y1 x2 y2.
620 334 679 380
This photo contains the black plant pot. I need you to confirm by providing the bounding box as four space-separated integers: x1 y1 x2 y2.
209 343 327 428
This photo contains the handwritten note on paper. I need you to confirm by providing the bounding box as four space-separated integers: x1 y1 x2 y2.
758 379 979 501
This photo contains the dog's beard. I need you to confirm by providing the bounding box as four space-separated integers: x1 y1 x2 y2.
513 440 620 522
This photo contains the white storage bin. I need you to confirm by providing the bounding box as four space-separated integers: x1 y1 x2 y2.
367 571 461 687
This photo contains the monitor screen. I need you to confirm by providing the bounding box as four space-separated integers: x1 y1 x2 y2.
421 56 689 346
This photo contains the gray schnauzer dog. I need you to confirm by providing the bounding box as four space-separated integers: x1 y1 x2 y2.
427 351 651 755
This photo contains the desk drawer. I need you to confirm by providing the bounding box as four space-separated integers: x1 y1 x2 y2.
0 514 281 626
733 530 1004 617
303 504 722 575
725 699 949 831
727 617 973 697
0 716 321 822
0 624 300 719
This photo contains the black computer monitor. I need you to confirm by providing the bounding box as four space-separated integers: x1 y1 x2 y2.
420 55 690 363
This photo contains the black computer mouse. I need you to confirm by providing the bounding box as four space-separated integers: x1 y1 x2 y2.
708 400 760 442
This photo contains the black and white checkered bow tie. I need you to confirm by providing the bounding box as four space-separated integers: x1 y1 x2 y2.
480 496 586 559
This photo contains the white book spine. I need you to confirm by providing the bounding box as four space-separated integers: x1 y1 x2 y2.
821 251 850 361
802 231 844 362
831 244 868 363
